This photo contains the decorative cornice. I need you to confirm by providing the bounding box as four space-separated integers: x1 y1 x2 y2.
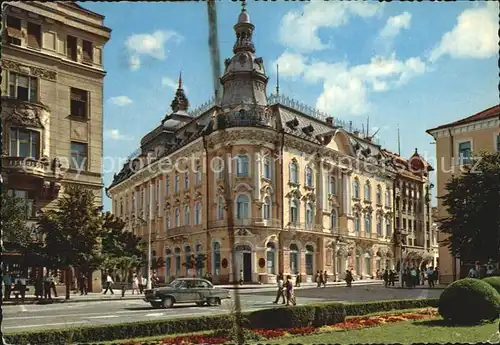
428 117 500 139
206 128 278 149
1 58 57 81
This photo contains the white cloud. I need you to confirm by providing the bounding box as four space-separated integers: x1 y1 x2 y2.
279 2 382 52
429 4 498 62
104 129 133 141
379 12 412 40
162 76 188 92
273 52 427 116
125 30 183 70
108 96 133 107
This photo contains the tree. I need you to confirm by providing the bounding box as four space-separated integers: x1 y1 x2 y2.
439 151 500 265
183 253 208 276
1 190 34 251
37 185 104 299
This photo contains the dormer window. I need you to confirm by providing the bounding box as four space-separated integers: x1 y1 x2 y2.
286 118 299 130
302 124 314 136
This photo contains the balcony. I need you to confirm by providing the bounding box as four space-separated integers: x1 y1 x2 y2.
285 222 323 232
208 218 281 229
2 156 48 177
2 96 51 129
358 231 378 240
166 225 203 238
216 109 272 129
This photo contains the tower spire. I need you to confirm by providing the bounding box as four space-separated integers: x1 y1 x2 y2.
276 64 280 96
178 71 182 89
170 71 189 113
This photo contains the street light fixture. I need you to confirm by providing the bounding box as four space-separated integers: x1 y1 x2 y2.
136 216 151 290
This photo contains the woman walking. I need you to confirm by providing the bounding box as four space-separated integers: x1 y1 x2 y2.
285 275 296 306
131 273 139 295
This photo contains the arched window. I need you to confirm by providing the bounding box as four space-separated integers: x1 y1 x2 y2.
174 208 180 227
262 157 271 179
329 176 336 195
305 166 313 187
215 157 224 180
376 215 382 235
165 213 170 232
174 247 181 277
195 244 202 276
364 250 372 276
354 213 360 232
353 179 360 199
386 218 392 237
289 243 299 274
194 202 201 225
263 196 271 219
217 197 224 220
305 245 314 275
365 213 372 233
385 188 391 206
213 242 221 275
376 185 382 204
289 161 298 184
305 203 313 228
184 171 189 189
183 205 190 226
195 166 201 185
290 199 299 223
185 245 191 276
330 209 337 230
266 242 276 274
236 194 250 219
364 182 371 201
236 155 249 177
174 175 180 193
165 249 172 281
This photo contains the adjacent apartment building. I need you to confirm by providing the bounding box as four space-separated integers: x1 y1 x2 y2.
107 6 437 284
1 1 111 291
426 104 500 283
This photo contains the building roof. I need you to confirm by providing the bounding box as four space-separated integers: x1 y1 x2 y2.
426 104 500 133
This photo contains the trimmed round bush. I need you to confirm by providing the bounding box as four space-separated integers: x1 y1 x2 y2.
438 278 500 324
483 276 500 294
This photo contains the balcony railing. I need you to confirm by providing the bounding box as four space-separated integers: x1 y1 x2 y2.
2 156 48 177
165 225 203 237
208 218 281 229
285 222 323 232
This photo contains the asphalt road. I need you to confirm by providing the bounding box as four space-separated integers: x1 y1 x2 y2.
2 285 442 333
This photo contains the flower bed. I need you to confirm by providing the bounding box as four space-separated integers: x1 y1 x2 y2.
141 308 439 345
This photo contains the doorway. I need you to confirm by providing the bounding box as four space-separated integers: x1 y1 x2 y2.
235 244 253 282
243 252 252 282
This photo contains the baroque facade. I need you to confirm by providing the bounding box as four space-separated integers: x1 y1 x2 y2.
1 1 110 291
108 6 435 284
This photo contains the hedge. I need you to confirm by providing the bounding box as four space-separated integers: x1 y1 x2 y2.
483 276 500 294
5 298 439 345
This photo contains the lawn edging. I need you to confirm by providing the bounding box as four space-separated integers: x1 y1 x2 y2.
5 298 439 345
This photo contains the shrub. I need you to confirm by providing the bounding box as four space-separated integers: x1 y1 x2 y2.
311 302 346 327
483 276 500 294
344 298 439 316
438 278 500 324
247 305 316 329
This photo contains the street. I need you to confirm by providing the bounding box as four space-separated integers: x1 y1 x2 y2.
2 285 442 333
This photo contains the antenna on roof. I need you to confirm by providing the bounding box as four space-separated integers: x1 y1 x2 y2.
276 64 280 96
397 124 401 156
366 116 370 137
349 121 352 132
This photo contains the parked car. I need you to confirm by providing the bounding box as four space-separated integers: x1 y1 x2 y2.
144 277 231 308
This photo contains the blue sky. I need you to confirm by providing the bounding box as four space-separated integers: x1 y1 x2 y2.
78 1 499 211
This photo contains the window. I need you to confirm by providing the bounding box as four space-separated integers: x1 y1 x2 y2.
174 248 181 277
185 245 191 276
174 208 180 227
66 35 77 61
165 214 170 231
8 189 34 219
305 203 313 228
365 214 372 232
458 141 472 165
236 155 249 177
195 166 201 185
353 179 360 199
82 40 93 64
9 72 38 102
289 161 298 184
132 193 136 212
354 213 360 232
289 243 299 274
194 202 201 225
165 179 170 196
70 88 88 119
403 218 407 230
290 199 298 223
184 171 189 189
217 197 224 220
385 189 391 206
262 157 271 179
27 22 41 49
70 142 88 170
329 176 336 195
305 245 314 275
213 242 221 275
174 175 180 193
6 16 22 45
330 210 337 230
386 218 392 237
266 242 275 274
305 167 313 187
376 185 382 205
263 197 271 219
9 128 40 159
216 158 224 179
183 205 190 226
364 183 371 201
236 194 250 219
376 215 382 235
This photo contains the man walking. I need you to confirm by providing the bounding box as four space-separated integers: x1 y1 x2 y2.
78 273 88 295
103 273 114 295
272 274 285 304
3 271 12 300
427 266 435 288
16 273 27 303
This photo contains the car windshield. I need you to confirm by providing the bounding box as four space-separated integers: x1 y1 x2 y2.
169 279 186 288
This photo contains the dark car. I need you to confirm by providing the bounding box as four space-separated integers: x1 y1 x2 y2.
144 277 231 308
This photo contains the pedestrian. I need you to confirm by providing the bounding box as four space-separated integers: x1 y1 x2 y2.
204 272 213 283
315 271 322 287
272 274 285 304
103 273 114 294
51 272 58 297
295 273 301 287
34 275 43 299
239 270 244 285
79 273 88 295
468 262 481 278
322 271 328 288
285 275 296 306
16 273 27 303
389 269 396 286
43 272 52 299
140 275 147 293
345 270 353 287
132 274 139 295
3 271 12 300
433 266 439 284
410 267 417 287
382 269 389 287
427 266 435 288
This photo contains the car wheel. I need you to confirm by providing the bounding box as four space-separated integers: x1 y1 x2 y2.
150 302 161 308
207 297 220 306
196 302 205 307
162 297 174 308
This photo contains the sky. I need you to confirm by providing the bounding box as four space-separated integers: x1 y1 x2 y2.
78 1 499 211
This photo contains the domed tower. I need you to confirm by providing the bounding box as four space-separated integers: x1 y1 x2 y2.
220 3 269 108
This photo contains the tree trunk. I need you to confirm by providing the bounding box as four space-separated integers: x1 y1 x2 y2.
65 267 71 300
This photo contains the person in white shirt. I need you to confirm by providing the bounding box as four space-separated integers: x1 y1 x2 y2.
103 273 114 295
131 274 139 295
16 274 27 302
272 274 285 304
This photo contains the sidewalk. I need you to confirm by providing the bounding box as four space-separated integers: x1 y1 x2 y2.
2 279 384 305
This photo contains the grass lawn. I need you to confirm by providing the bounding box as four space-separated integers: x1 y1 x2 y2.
268 318 499 345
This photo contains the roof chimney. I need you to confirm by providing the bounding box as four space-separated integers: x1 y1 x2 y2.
325 117 333 126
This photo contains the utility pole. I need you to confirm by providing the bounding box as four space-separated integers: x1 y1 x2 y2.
147 181 153 290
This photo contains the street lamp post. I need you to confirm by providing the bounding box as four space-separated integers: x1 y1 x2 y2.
136 214 151 290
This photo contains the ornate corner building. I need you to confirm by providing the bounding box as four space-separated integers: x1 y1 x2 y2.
107 6 438 284
1 2 110 291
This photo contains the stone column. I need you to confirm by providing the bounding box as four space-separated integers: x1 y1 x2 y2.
342 173 352 215
254 149 261 200
318 161 325 210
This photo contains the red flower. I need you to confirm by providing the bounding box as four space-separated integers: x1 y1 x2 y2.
161 334 230 344
287 327 317 335
252 329 287 339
